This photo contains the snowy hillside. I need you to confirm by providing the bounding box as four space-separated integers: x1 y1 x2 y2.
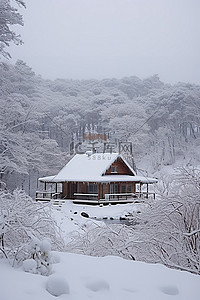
0 251 199 300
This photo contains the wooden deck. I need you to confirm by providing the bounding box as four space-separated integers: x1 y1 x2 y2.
73 192 155 204
36 191 155 206
36 197 136 205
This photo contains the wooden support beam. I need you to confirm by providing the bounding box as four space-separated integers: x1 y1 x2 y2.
146 184 149 198
98 183 101 200
139 183 142 197
55 183 58 199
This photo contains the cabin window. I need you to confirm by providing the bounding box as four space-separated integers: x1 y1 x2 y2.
127 185 132 192
110 183 119 194
111 166 117 173
121 185 126 193
88 184 97 194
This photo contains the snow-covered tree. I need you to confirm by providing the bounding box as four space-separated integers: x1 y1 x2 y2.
0 189 63 265
0 0 25 59
133 167 200 274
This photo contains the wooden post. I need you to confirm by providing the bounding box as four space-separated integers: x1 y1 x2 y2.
101 183 103 200
43 182 47 199
98 183 101 201
55 183 58 199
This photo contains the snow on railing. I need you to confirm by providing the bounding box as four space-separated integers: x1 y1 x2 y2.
35 191 61 201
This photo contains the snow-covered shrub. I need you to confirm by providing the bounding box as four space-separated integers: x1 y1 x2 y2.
24 238 52 275
46 275 70 297
128 167 200 274
0 189 64 265
23 238 62 276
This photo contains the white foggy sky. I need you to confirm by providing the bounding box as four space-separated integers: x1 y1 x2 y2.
10 0 200 84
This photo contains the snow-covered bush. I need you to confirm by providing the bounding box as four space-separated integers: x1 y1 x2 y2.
46 275 70 297
134 167 200 274
23 238 52 275
0 189 64 265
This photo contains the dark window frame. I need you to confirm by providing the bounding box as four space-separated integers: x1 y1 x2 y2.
111 166 118 173
88 183 98 194
121 185 126 193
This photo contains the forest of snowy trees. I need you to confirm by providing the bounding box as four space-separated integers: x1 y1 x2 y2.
0 60 200 195
0 1 200 280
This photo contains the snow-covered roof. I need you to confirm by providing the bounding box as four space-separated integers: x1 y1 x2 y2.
39 153 157 184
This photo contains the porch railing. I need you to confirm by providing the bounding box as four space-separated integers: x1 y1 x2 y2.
73 193 98 200
104 193 135 201
135 192 156 199
35 191 155 202
35 191 61 201
104 192 155 201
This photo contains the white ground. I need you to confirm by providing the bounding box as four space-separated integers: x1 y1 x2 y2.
52 200 144 239
0 201 199 299
0 251 199 300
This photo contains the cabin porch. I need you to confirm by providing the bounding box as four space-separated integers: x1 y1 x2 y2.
36 181 155 204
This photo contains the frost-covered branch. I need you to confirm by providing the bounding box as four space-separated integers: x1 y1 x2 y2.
183 229 200 237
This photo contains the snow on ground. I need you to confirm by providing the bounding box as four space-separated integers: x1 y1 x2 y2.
52 200 144 239
0 251 199 300
1 201 199 299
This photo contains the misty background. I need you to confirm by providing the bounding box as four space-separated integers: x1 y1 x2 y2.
9 0 200 84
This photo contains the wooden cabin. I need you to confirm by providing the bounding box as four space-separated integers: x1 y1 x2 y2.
37 153 157 204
